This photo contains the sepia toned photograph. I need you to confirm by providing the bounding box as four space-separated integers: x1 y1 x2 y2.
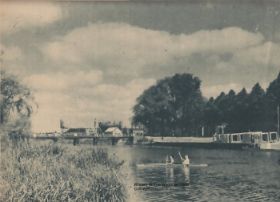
1 0 280 201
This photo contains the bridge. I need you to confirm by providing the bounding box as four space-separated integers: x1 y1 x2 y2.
32 135 134 145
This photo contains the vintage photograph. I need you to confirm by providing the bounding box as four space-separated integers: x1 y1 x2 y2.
1 0 280 201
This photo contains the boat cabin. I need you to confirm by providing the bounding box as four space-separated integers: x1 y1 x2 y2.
213 131 279 144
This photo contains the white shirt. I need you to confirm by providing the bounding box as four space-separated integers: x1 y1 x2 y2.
170 156 174 164
183 156 190 166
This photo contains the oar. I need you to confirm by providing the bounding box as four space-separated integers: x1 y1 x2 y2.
178 151 184 161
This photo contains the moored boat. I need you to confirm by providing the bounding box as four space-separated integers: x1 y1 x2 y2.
213 131 280 151
259 141 280 151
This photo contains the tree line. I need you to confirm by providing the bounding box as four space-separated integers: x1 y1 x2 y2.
1 70 279 138
132 73 280 136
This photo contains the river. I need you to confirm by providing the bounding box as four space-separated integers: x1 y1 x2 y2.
108 145 280 202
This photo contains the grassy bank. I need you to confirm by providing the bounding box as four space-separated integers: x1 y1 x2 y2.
0 141 126 201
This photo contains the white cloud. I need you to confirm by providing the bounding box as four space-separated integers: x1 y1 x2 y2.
42 23 174 73
202 83 244 98
0 2 62 34
78 78 156 125
233 41 280 67
42 24 265 79
0 43 22 61
202 81 270 98
24 70 102 131
0 43 26 76
176 27 264 54
30 91 72 133
25 70 155 132
24 70 103 92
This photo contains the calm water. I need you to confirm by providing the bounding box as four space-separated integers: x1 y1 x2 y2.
108 145 280 202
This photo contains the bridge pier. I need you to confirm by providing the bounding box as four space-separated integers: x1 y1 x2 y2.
128 136 134 144
111 137 118 145
93 137 98 145
73 138 80 145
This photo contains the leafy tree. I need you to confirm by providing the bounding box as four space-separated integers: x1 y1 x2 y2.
224 90 238 131
264 72 280 130
133 73 205 136
247 83 265 131
229 88 249 132
133 72 280 136
204 75 279 134
203 97 220 136
0 71 35 140
215 90 237 132
213 92 227 123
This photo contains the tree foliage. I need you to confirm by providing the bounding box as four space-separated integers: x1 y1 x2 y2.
132 72 280 136
133 74 205 136
0 71 36 138
202 76 280 135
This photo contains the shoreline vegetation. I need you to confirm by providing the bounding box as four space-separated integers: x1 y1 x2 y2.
0 139 127 202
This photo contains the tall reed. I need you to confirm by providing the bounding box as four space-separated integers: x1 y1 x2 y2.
0 141 126 201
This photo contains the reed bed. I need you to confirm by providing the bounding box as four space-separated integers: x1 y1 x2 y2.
0 141 126 202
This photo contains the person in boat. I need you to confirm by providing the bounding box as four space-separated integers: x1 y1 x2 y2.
165 155 169 164
166 155 175 164
178 152 190 167
170 155 174 164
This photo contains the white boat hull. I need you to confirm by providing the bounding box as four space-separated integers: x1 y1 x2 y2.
259 141 280 151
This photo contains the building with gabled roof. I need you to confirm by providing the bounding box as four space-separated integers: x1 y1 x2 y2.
104 127 123 137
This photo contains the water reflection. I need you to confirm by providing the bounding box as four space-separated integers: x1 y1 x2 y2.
181 166 190 183
165 165 174 183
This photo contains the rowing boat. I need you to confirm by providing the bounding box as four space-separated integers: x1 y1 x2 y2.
136 163 208 168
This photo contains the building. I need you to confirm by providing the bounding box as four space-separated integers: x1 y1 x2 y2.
104 127 123 137
132 128 144 137
62 128 95 137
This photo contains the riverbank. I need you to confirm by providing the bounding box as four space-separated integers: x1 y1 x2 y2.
145 136 213 143
0 141 126 201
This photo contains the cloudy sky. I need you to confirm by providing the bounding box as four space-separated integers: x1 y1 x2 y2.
1 1 280 132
